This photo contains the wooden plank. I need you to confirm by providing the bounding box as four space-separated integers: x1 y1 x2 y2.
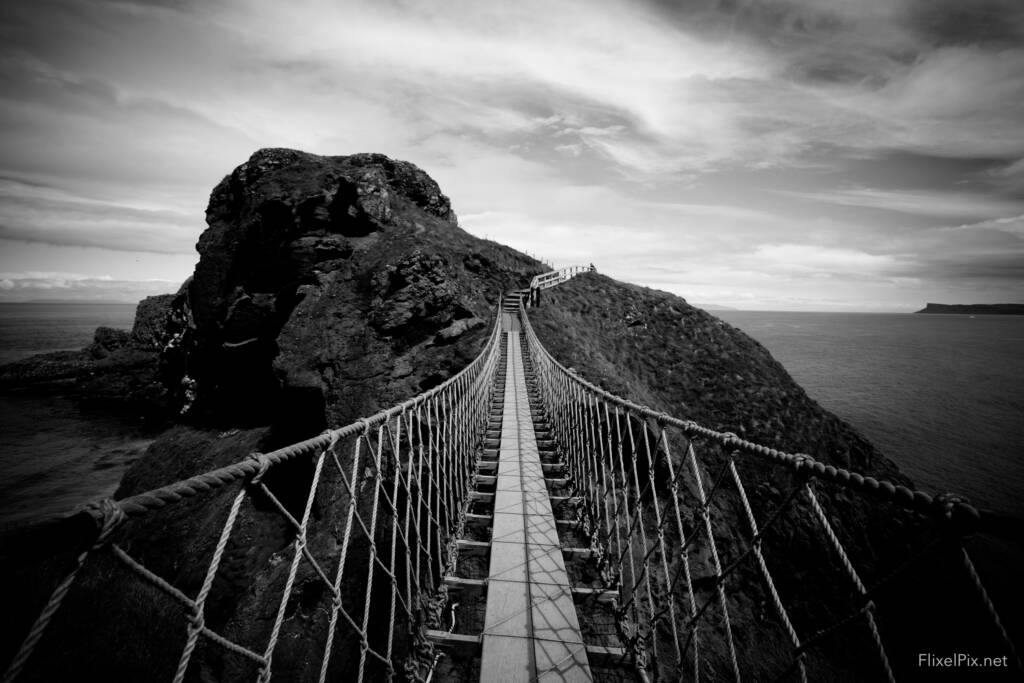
571 586 618 603
465 513 492 527
456 539 490 555
585 644 630 669
425 630 480 657
480 330 592 682
444 576 486 593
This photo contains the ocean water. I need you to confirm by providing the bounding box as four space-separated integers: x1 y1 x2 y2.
716 311 1024 519
1 305 1022 528
0 303 148 530
0 395 154 529
0 302 136 365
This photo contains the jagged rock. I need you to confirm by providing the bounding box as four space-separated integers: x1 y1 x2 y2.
0 297 175 420
130 294 175 350
435 317 485 344
87 327 131 358
169 149 540 427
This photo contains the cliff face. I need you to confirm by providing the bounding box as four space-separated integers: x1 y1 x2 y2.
0 293 177 418
166 148 540 432
916 302 1024 315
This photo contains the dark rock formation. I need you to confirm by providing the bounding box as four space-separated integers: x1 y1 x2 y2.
916 302 1024 315
2 149 549 682
0 296 177 419
130 294 177 349
172 148 539 429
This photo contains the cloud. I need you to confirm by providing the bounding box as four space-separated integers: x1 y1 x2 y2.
777 187 1024 220
0 0 1021 309
0 273 180 302
0 179 201 253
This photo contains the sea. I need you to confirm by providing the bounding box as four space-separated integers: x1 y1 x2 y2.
716 310 1024 519
0 304 1022 529
0 303 152 530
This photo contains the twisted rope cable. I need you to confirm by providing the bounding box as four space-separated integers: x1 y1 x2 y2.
318 433 365 683
5 309 504 683
2 499 125 683
728 457 807 683
519 304 992 534
804 484 894 683
258 444 329 683
685 438 742 683
959 546 1022 673
172 482 248 683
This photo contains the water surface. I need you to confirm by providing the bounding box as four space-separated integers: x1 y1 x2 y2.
716 311 1024 518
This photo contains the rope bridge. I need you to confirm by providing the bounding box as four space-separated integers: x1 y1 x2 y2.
3 269 1021 682
3 310 505 683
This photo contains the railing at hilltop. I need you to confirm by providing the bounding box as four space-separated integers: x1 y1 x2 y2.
3 312 505 683
529 264 593 292
518 297 1021 682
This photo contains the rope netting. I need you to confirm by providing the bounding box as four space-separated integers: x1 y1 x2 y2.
518 299 1022 682
4 314 505 683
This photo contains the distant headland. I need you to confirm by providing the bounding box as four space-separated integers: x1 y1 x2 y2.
916 303 1024 315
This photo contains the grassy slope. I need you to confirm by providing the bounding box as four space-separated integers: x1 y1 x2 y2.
526 274 1014 681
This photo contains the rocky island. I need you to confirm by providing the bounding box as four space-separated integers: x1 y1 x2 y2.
916 302 1024 315
2 150 1018 682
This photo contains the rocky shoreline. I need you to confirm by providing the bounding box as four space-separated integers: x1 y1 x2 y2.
915 302 1024 315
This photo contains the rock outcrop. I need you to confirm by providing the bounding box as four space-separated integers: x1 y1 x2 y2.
0 296 177 419
3 149 549 681
166 148 539 431
915 302 1024 315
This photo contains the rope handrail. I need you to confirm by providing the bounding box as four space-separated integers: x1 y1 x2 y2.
517 296 1021 681
4 305 508 683
6 266 1021 682
519 299 998 533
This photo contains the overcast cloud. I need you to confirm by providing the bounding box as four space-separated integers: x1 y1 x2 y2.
0 0 1022 308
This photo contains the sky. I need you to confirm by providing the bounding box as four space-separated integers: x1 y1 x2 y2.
0 0 1022 310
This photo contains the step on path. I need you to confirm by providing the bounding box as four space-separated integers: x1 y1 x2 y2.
431 295 630 682
478 328 592 681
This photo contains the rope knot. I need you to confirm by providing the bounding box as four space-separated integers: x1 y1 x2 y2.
933 492 980 532
249 452 271 485
83 498 126 546
792 453 814 476
934 492 969 515
187 608 205 631
320 428 342 456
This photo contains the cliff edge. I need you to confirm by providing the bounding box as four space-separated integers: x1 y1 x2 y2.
916 302 1024 315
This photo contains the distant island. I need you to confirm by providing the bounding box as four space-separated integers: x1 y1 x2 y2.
916 303 1024 315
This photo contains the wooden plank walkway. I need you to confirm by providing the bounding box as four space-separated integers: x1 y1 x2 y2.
479 330 592 682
